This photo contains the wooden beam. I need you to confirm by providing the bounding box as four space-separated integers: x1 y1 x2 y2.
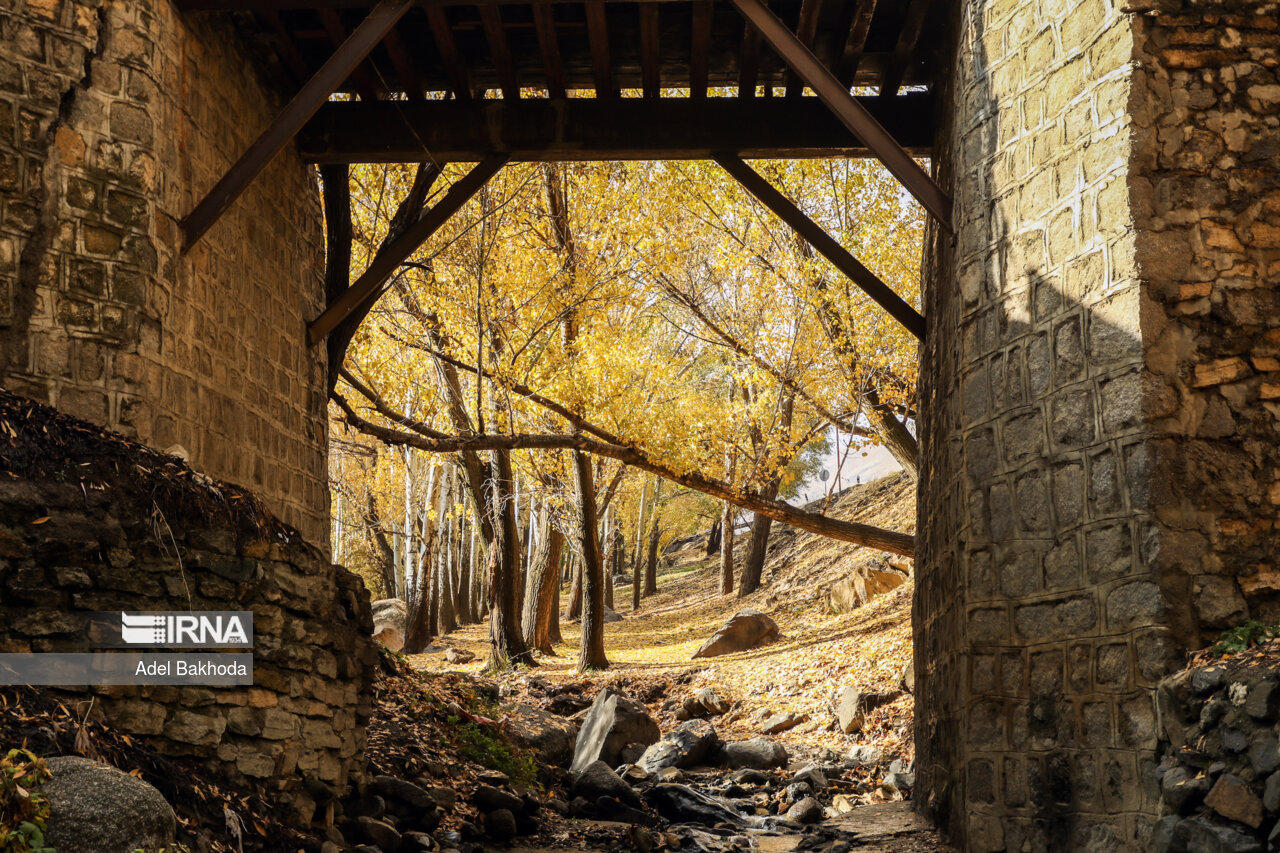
785 0 821 98
318 8 382 100
836 0 877 85
297 95 934 162
639 4 660 98
737 7 761 98
585 2 615 97
382 27 426 98
531 4 566 98
425 5 472 100
731 0 952 231
714 154 924 340
479 5 519 99
179 0 413 250
259 11 311 84
880 0 932 98
308 154 510 345
689 0 712 99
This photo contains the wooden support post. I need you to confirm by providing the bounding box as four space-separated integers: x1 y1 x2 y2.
532 4 566 98
714 154 925 340
730 0 952 232
585 3 616 97
179 0 413 250
307 154 510 345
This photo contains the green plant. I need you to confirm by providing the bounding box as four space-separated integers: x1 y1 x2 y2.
447 716 539 788
1212 620 1280 657
0 749 54 853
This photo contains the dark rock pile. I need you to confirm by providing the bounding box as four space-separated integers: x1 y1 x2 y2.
1155 660 1280 852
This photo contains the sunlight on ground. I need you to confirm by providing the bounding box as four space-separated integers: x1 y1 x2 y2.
410 474 918 760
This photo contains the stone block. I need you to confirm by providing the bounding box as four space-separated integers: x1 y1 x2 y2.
1204 774 1263 828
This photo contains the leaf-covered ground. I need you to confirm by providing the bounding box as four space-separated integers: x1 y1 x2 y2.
412 473 918 764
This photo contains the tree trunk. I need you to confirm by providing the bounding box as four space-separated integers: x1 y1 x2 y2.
644 477 664 596
737 482 780 596
366 488 397 599
865 386 919 478
720 501 735 595
565 552 583 621
550 549 563 643
438 522 456 635
488 449 534 668
523 512 564 654
455 512 474 624
707 519 722 556
630 479 647 580
403 464 444 653
574 451 609 671
602 507 615 610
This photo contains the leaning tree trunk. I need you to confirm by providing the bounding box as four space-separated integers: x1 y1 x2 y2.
488 449 534 668
720 501 736 595
737 482 780 596
574 451 609 671
707 520 722 556
643 477 664 596
523 515 565 654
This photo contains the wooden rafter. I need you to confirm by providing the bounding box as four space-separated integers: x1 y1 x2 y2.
836 0 878 85
382 28 425 98
308 154 511 345
639 4 660 98
318 8 381 100
737 10 761 98
689 0 712 98
732 0 952 230
179 0 413 250
531 4 566 98
479 5 520 99
715 154 924 339
585 2 616 97
259 11 311 84
880 0 932 98
425 5 472 100
785 0 822 98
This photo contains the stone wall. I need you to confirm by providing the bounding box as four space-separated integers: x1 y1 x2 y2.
0 0 329 542
1154 658 1280 851
0 389 377 814
917 0 1280 848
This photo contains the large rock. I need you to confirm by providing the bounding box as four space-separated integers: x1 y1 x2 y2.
41 756 177 853
645 783 743 827
602 607 625 623
720 737 789 770
372 598 407 651
501 703 578 767
822 566 908 613
835 687 901 734
691 609 781 659
638 719 720 772
570 689 661 773
572 760 642 807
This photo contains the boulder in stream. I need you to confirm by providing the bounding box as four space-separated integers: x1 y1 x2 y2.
720 737 788 770
571 688 661 772
572 760 643 807
639 719 721 772
645 783 744 827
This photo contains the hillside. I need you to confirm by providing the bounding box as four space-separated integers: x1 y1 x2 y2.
414 471 919 763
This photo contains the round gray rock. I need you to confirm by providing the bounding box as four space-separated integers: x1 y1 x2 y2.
41 756 177 853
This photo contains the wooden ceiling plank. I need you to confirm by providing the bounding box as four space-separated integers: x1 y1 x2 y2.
732 0 952 230
585 2 616 97
531 4 567 98
689 0 712 98
837 0 877 85
479 4 520 99
785 0 822 97
880 0 933 98
425 5 474 100
259 11 312 85
737 6 761 98
382 27 426 98
318 8 383 100
639 3 660 98
180 0 414 249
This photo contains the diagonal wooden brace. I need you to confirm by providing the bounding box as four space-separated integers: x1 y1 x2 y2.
179 0 414 251
307 154 511 346
730 0 953 232
715 154 925 340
